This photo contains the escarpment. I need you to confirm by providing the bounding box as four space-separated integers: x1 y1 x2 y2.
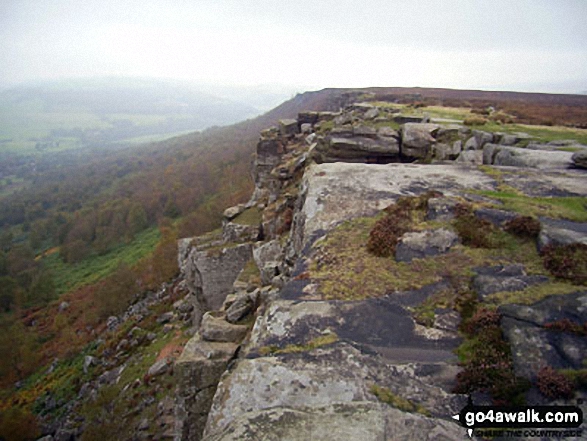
175 101 587 440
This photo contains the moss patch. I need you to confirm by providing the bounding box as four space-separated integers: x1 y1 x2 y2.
485 280 579 306
232 207 262 226
311 211 547 301
258 332 338 356
370 384 430 416
474 190 587 223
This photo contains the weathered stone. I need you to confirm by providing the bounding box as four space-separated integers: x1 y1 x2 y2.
377 126 399 138
148 357 171 377
395 229 459 262
313 135 400 163
180 243 253 326
157 311 175 324
300 123 313 134
401 123 440 159
353 124 378 138
253 240 284 269
204 403 464 441
200 312 248 343
225 293 255 324
463 136 478 151
222 205 246 221
334 112 353 126
484 144 574 169
393 115 425 124
364 107 380 120
279 119 299 137
455 150 482 164
538 218 587 250
106 316 119 331
83 356 97 374
222 221 260 243
473 265 549 299
499 291 587 380
298 111 319 126
205 342 464 437
294 163 497 253
499 133 519 146
472 130 494 149
572 150 587 169
473 207 517 226
426 197 458 221
175 336 237 441
433 141 461 160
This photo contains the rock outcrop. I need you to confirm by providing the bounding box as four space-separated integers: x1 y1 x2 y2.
174 101 587 440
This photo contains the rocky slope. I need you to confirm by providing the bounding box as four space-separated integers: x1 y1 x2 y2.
175 102 587 440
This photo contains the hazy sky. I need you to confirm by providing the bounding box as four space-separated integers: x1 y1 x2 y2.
1 0 586 93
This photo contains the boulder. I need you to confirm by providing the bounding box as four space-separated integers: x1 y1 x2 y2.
395 229 459 262
426 197 458 221
225 293 256 324
538 218 587 251
298 111 319 126
300 123 313 134
200 312 248 343
463 136 478 151
148 357 171 377
499 292 587 380
222 221 261 243
175 336 239 441
433 141 461 160
455 150 482 165
393 115 425 125
472 130 494 149
204 403 464 441
279 119 300 137
83 356 97 374
401 123 440 160
223 205 246 221
313 135 400 164
364 107 380 120
181 243 253 326
484 144 574 169
572 150 587 169
472 265 549 299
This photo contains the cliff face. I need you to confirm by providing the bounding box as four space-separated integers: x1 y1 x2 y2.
175 102 587 440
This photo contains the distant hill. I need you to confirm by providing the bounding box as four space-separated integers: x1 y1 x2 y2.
0 77 260 152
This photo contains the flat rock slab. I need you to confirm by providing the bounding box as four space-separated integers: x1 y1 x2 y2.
395 228 459 262
204 343 465 438
204 402 465 441
499 291 587 380
473 265 549 299
494 167 587 197
297 163 497 251
246 298 460 364
538 217 587 250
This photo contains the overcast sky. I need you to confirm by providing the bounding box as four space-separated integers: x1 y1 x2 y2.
1 0 586 94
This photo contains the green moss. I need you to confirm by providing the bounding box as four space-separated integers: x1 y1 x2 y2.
258 332 338 355
485 281 579 306
370 384 430 416
311 205 548 301
232 207 262 226
474 190 587 223
236 259 261 286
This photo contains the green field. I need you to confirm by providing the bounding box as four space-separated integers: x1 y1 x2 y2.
43 227 161 295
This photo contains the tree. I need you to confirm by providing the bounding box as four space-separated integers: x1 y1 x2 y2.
0 276 18 312
126 203 148 237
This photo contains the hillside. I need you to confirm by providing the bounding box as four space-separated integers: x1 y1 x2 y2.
0 78 259 155
1 86 587 440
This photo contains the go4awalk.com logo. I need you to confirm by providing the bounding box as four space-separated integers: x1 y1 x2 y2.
452 402 584 438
